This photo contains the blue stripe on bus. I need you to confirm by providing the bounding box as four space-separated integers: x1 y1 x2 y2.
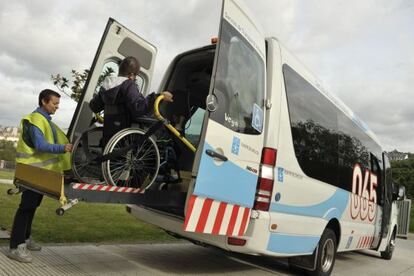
193 143 257 208
269 188 349 220
267 233 320 254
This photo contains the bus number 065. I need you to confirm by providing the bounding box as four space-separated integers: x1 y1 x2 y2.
350 164 377 222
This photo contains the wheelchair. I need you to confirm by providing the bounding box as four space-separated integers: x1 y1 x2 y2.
71 95 195 190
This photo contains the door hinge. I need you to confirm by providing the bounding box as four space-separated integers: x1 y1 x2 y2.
265 99 272 109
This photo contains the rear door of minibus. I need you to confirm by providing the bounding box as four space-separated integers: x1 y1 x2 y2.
68 18 157 140
14 18 158 204
184 0 267 237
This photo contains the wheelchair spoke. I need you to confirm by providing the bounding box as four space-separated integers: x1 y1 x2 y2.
102 128 160 188
72 127 104 183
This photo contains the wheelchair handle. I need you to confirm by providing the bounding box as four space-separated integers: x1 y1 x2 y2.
154 95 196 153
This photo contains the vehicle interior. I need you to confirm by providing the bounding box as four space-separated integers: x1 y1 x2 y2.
71 45 216 217
144 46 215 215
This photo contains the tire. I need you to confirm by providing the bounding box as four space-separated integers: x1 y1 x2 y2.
102 128 160 189
56 208 65 216
72 127 104 183
308 228 337 276
381 230 396 260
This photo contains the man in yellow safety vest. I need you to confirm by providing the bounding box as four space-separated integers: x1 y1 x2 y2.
7 89 72 263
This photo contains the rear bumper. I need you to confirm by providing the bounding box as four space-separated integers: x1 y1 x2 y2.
127 204 229 250
127 205 290 257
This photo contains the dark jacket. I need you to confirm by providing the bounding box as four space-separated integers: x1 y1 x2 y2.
89 76 157 144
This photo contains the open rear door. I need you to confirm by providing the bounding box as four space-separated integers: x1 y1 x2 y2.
14 19 160 211
184 0 267 236
68 18 157 141
376 153 393 249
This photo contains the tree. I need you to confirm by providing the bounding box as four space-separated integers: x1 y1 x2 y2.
0 140 16 161
51 67 115 102
51 69 89 102
391 158 414 199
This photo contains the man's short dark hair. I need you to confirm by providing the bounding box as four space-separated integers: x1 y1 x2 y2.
39 89 61 106
118 56 140 77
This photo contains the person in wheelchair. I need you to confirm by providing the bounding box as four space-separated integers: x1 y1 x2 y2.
86 56 173 188
89 56 173 146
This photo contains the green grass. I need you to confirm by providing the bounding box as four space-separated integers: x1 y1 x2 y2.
0 184 176 244
0 169 14 180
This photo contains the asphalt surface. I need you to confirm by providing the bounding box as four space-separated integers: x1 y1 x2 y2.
0 238 413 276
1 181 413 275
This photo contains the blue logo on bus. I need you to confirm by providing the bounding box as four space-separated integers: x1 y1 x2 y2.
278 167 284 182
231 136 240 155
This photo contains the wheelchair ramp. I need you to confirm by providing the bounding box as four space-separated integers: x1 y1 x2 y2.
14 163 64 200
12 163 186 215
65 183 186 209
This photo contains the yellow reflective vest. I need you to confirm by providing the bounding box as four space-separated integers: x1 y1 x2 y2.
16 112 71 173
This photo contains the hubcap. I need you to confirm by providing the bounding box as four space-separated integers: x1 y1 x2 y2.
321 239 335 272
389 236 396 252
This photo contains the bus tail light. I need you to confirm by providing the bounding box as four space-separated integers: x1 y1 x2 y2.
227 237 247 246
253 148 277 211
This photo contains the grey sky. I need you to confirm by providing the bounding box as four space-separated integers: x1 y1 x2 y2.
0 0 412 152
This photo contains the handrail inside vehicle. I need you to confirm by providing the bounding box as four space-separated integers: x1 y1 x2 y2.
91 95 196 153
154 95 197 153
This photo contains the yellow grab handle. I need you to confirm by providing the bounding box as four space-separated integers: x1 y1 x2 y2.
95 113 104 124
154 95 196 153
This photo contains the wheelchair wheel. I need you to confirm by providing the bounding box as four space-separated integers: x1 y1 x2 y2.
72 127 104 183
102 128 160 189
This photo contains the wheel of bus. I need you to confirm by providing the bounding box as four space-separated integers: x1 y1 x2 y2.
71 126 104 183
380 230 396 260
102 128 160 189
310 228 337 276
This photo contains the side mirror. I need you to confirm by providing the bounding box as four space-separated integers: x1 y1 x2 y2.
392 185 406 201
398 186 406 200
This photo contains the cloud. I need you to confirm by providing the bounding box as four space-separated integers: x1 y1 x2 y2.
0 0 413 152
253 0 414 152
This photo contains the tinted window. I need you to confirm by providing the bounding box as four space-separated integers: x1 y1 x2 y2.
384 155 393 204
211 20 265 134
185 107 206 146
284 65 383 199
284 65 338 186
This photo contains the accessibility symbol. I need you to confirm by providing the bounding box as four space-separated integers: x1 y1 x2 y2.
252 103 263 132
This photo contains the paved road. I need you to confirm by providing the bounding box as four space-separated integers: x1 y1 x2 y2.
0 239 413 276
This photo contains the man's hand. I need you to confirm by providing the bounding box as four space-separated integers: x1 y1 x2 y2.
161 91 173 102
64 143 73 153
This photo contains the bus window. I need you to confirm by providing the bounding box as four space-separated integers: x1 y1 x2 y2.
283 64 338 186
284 64 383 194
384 155 393 203
371 153 383 205
94 59 145 94
211 20 265 135
184 107 205 146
